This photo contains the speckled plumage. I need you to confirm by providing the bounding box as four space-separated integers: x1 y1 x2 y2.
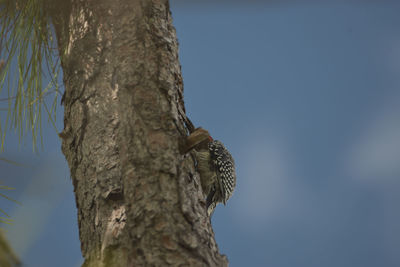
195 140 236 216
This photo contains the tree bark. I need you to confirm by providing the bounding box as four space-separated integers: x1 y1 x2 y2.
51 0 228 266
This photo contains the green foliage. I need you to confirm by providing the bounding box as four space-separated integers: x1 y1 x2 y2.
0 0 61 151
0 181 20 225
0 229 20 266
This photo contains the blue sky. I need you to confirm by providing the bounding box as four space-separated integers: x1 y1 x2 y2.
1 2 400 267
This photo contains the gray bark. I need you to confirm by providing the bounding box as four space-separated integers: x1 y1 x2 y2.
51 0 228 266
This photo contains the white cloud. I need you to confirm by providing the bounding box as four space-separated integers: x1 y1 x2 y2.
344 95 400 181
5 156 71 257
343 94 400 265
232 132 298 230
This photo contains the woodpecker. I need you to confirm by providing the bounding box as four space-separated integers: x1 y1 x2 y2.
184 128 236 216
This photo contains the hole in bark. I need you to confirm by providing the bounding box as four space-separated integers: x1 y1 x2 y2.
136 248 144 256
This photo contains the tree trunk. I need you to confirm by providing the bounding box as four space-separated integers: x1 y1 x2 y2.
51 0 228 266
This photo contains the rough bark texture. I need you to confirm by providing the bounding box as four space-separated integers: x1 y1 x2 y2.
51 0 228 266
